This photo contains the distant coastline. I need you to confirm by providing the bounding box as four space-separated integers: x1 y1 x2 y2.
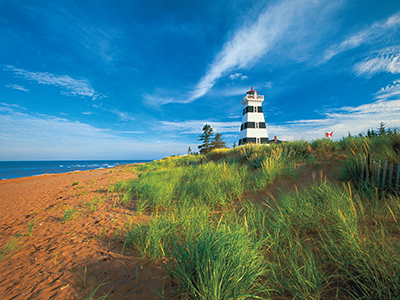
0 160 152 180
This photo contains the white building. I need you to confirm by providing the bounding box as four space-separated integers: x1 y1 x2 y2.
238 87 269 146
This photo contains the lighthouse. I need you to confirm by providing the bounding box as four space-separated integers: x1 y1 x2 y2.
238 87 269 146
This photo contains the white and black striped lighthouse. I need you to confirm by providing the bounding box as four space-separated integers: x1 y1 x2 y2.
238 87 269 146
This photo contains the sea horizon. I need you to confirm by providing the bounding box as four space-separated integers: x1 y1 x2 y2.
0 159 152 180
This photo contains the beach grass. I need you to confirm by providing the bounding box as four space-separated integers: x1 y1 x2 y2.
120 128 400 299
61 207 80 223
82 196 107 212
0 236 20 262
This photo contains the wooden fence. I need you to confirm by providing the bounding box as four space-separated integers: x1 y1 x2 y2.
360 155 400 193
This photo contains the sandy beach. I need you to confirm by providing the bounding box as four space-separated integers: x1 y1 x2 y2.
0 156 343 300
0 165 173 299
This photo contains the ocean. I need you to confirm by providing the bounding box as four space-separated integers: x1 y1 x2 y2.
0 160 152 180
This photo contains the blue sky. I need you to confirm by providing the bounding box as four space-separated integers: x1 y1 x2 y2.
1 0 400 160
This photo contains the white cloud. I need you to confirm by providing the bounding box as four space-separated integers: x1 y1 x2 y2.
375 80 400 100
0 104 185 160
159 120 240 135
269 86 400 141
190 0 319 101
3 65 103 100
354 48 400 76
323 12 400 61
144 94 179 106
121 131 146 134
109 108 136 121
145 0 340 106
229 73 248 80
5 83 29 92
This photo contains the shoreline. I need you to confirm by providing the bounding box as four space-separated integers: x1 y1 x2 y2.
0 161 150 181
0 162 171 299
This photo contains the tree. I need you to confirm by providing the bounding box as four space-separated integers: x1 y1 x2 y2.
378 122 387 136
198 124 214 154
187 146 192 155
232 141 237 148
211 133 226 150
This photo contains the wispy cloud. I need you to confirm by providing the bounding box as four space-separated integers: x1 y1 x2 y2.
0 104 180 160
229 73 247 80
270 85 400 141
144 94 178 106
3 65 103 100
121 131 146 134
145 0 341 106
189 0 341 101
23 4 128 66
109 108 136 121
323 12 400 61
159 120 240 135
354 47 400 76
375 80 400 100
5 83 29 92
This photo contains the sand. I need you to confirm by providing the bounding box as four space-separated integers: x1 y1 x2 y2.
0 165 173 300
0 156 342 299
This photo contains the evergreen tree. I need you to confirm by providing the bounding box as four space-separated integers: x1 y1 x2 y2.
198 124 214 154
187 146 192 155
232 141 237 148
378 122 387 136
211 133 226 150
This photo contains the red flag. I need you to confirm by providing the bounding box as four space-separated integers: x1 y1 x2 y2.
325 131 333 137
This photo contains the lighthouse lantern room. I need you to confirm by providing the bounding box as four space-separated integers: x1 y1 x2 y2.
238 87 269 146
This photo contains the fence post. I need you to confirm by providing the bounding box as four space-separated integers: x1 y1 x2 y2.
366 155 370 187
371 160 375 185
382 160 387 189
389 163 393 192
396 163 400 194
377 160 381 185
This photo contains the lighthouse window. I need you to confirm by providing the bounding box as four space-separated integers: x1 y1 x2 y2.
243 106 263 115
242 122 266 131
242 122 256 129
244 106 253 114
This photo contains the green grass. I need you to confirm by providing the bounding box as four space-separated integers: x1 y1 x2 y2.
61 207 80 223
121 129 400 299
128 162 247 211
82 196 107 212
86 278 110 300
27 218 36 236
0 236 19 262
166 227 269 299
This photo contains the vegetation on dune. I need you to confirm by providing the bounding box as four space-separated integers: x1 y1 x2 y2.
114 125 400 299
198 124 227 155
